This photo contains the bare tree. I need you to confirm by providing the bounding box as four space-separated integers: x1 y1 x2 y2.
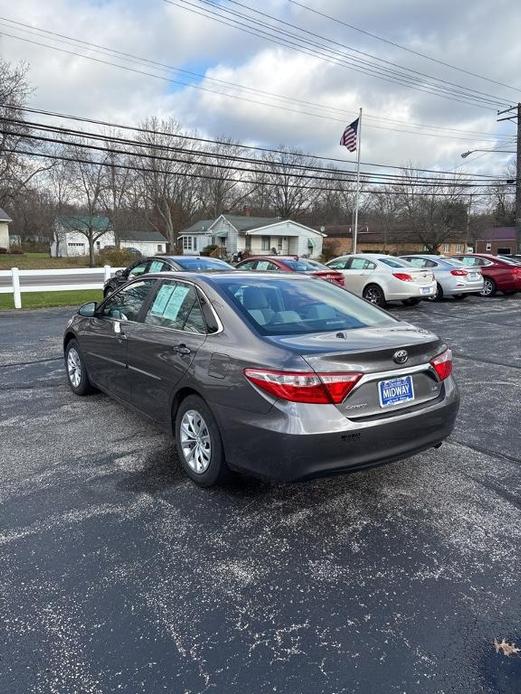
0 59 53 208
391 167 467 253
101 133 135 247
134 117 199 249
60 142 108 266
254 147 322 219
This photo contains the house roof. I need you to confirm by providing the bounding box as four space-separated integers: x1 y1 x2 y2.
476 226 517 240
120 230 166 242
181 219 215 234
219 214 280 231
181 214 281 235
57 215 111 232
0 208 12 222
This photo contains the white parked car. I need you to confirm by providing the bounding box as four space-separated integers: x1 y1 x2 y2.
399 255 484 300
326 253 436 307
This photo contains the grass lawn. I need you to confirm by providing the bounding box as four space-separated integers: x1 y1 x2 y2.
0 253 92 270
0 289 103 310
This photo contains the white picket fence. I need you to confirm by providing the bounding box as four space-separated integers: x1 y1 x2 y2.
0 266 124 308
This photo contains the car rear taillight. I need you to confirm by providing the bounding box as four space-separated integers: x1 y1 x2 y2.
450 269 468 276
244 368 362 404
392 272 413 281
316 272 345 286
430 349 453 381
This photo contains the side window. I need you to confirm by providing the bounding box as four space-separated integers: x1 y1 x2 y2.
406 257 427 268
145 282 206 333
101 280 155 321
460 257 476 266
257 260 277 271
148 259 169 273
425 259 438 268
238 260 258 270
365 261 377 270
327 259 349 269
350 257 370 270
128 261 149 278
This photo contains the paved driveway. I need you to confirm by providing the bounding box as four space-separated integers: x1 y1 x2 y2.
1 297 520 693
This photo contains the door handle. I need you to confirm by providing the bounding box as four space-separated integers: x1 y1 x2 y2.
173 343 191 355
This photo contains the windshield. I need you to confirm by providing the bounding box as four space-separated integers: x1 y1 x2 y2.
378 257 411 268
217 277 397 336
282 258 327 272
174 257 233 271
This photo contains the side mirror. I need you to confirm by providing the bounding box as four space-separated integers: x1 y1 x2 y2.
78 301 97 317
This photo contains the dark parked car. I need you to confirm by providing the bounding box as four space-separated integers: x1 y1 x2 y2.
64 272 459 486
103 255 234 297
235 255 345 287
451 253 521 296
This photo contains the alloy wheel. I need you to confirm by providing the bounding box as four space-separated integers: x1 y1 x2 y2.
180 409 212 474
364 286 384 305
67 347 82 388
481 279 494 296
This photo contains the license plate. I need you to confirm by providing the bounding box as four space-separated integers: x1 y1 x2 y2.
421 287 432 295
378 375 415 408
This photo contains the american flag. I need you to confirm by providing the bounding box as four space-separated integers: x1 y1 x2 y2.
340 118 359 152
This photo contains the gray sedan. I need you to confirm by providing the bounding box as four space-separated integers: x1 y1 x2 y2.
63 272 459 486
400 254 484 300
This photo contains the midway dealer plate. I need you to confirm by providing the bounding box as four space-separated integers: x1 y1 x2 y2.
378 374 415 408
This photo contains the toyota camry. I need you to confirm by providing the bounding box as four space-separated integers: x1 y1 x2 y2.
63 272 459 486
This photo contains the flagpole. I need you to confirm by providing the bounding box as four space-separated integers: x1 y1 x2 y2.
352 107 362 254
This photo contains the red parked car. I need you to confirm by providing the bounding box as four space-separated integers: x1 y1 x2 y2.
451 253 521 297
235 255 345 287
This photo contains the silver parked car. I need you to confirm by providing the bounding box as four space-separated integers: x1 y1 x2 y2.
326 253 437 306
63 271 459 486
399 255 484 300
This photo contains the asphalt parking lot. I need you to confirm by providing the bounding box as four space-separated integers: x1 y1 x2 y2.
1 296 521 693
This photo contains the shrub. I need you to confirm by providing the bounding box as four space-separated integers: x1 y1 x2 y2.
201 244 218 257
0 247 7 254
96 248 136 267
8 247 24 255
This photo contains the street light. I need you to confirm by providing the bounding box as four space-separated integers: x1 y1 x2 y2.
461 148 515 158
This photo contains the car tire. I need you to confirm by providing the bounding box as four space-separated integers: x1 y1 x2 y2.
175 395 229 487
452 294 466 300
427 282 443 302
65 339 96 396
363 284 386 307
401 298 421 306
480 277 497 297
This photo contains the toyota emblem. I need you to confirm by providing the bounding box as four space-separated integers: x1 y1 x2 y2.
393 349 408 364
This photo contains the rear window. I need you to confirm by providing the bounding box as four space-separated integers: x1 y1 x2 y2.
174 257 233 271
282 258 325 272
217 278 396 336
378 257 411 268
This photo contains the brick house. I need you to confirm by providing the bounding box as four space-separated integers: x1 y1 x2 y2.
475 227 518 256
320 225 466 256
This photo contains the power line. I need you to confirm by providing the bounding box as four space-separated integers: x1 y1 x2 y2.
3 21 513 143
222 0 511 105
3 103 510 180
7 146 508 196
166 0 509 110
286 0 521 96
6 125 510 190
3 14 512 144
4 115 511 186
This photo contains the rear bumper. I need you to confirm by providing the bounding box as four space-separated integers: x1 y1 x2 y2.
386 283 436 300
214 378 459 481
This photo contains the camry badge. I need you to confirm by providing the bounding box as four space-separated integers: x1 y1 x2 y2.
393 349 408 364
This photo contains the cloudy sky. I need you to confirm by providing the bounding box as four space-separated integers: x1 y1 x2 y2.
1 0 520 176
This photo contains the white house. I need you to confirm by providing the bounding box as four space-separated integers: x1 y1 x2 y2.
179 214 326 258
51 215 167 257
0 208 12 250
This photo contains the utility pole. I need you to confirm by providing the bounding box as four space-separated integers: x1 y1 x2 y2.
497 103 520 252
